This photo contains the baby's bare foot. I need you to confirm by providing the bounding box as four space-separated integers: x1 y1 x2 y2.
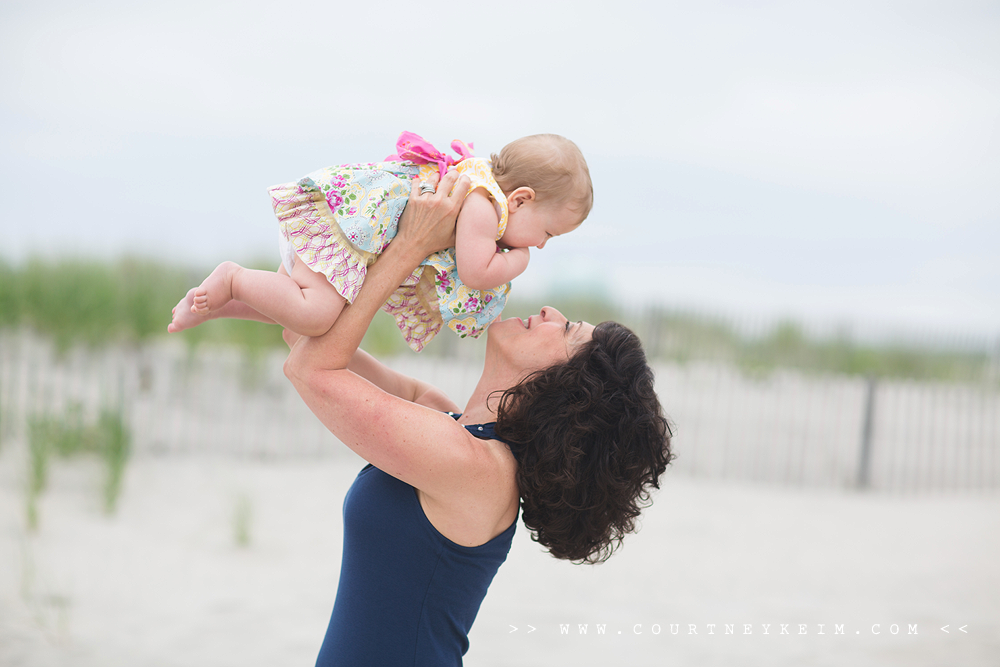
167 288 207 333
192 261 241 315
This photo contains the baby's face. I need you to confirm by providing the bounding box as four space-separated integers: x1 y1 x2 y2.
500 200 581 250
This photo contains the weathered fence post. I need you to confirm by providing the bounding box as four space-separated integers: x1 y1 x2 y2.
857 375 877 489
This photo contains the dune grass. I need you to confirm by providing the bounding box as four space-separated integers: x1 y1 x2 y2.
1 256 994 383
233 493 253 548
506 296 996 384
0 256 285 355
25 404 132 529
632 310 996 383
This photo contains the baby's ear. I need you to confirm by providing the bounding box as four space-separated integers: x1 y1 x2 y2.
508 187 536 209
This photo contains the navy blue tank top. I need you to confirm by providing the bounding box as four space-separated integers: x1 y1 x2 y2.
315 418 517 666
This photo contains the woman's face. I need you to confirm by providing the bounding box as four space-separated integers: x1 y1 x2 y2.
488 306 596 373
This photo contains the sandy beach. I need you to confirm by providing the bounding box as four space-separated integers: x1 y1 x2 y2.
3 0 998 663
2 443 997 667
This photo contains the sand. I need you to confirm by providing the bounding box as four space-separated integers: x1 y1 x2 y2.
1 445 997 667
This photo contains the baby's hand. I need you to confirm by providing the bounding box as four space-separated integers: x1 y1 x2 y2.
504 246 530 274
505 246 529 260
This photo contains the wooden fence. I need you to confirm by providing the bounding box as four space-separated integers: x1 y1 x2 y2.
1 331 997 492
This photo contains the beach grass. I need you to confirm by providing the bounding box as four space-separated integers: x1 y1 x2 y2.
25 403 132 529
507 296 996 384
233 493 253 548
0 256 994 383
0 256 285 354
98 408 131 514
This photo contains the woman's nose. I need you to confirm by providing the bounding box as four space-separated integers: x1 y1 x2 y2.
539 306 566 322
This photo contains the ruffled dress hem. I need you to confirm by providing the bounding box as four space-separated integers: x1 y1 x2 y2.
268 177 377 304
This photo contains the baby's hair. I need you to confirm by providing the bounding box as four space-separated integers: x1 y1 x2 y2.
491 134 593 222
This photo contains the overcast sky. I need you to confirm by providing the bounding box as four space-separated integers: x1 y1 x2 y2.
1 0 998 336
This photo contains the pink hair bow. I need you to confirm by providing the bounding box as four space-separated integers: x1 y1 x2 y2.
385 131 475 179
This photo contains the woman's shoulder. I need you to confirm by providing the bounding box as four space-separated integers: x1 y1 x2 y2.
447 413 518 482
387 410 516 490
445 413 510 449
418 414 520 546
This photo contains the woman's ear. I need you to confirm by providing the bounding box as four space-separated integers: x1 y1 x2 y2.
507 187 536 210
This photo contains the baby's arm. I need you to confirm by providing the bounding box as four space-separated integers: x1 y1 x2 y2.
454 189 530 291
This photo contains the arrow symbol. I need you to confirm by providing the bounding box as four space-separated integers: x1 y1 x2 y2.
509 625 518 633
941 626 949 633
959 625 968 633
527 625 536 633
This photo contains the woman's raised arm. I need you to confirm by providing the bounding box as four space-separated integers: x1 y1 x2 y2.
283 171 482 489
285 169 466 374
282 322 459 413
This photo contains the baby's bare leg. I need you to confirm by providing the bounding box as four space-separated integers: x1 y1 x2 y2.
168 262 289 333
191 261 242 315
194 258 346 337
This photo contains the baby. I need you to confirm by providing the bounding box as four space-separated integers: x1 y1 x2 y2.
168 132 593 351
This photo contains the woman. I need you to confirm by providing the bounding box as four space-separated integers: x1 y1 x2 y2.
283 170 673 666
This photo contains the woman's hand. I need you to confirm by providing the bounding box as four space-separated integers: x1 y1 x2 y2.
285 168 471 374
393 169 469 262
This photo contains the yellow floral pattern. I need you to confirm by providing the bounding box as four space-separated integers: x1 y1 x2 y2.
268 156 510 352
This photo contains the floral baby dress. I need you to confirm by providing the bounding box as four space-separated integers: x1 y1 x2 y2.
267 134 510 352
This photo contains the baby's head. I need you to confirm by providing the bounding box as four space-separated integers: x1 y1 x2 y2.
492 134 593 249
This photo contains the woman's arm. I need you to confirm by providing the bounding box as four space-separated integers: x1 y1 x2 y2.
454 189 530 291
283 328 460 412
348 349 461 412
284 172 490 490
286 171 463 369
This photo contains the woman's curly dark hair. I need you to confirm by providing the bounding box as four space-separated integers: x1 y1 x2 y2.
494 321 673 564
